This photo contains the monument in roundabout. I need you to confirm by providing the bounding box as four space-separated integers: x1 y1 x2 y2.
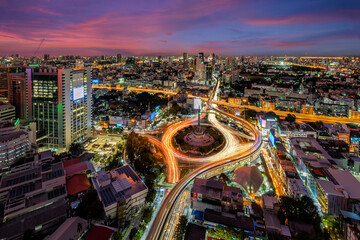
173 107 225 157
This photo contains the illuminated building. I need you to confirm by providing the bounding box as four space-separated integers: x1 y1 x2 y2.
27 67 92 151
195 53 205 83
205 63 212 84
0 121 32 173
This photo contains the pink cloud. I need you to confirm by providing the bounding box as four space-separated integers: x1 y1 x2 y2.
244 9 360 26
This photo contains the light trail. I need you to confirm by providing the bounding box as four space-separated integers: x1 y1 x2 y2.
146 135 179 184
147 78 263 240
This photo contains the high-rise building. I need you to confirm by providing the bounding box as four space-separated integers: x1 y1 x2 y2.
183 52 188 68
198 52 204 63
117 54 122 63
44 54 50 61
27 67 92 151
195 54 205 83
0 67 10 100
206 63 213 84
7 72 29 121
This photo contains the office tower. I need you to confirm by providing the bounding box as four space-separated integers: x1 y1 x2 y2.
44 54 50 61
7 72 29 121
117 54 122 63
27 67 92 151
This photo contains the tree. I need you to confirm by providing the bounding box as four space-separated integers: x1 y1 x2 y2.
284 114 296 123
76 188 105 222
129 227 139 240
219 173 231 186
69 142 84 152
143 206 154 224
278 196 322 236
174 215 188 240
244 109 257 119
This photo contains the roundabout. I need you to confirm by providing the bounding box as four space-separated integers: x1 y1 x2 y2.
173 125 225 157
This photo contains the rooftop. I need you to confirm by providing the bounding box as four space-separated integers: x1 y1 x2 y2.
94 165 147 207
327 169 360 200
191 178 224 200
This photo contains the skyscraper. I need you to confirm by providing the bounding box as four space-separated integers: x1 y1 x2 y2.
44 54 50 61
7 72 29 121
117 54 122 63
198 52 204 63
27 67 92 151
195 53 205 83
206 63 213 85
183 52 188 68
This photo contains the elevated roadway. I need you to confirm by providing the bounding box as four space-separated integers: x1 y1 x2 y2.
146 79 263 240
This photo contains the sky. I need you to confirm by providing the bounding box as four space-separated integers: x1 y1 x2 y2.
0 0 359 56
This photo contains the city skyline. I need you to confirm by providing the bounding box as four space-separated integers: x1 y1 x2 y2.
0 0 359 56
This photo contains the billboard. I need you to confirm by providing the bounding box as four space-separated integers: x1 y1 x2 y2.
338 133 350 144
269 130 276 146
150 112 155 121
92 79 99 84
259 116 266 128
73 86 84 100
155 106 160 113
194 97 202 110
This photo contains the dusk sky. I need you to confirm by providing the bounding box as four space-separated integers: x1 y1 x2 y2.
0 0 359 56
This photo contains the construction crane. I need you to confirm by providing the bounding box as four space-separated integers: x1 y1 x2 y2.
33 38 45 56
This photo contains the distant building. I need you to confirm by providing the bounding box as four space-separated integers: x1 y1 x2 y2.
92 165 148 226
116 54 122 63
27 67 92 151
44 54 50 61
75 59 85 69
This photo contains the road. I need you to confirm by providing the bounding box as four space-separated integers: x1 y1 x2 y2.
146 135 179 184
146 78 263 240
